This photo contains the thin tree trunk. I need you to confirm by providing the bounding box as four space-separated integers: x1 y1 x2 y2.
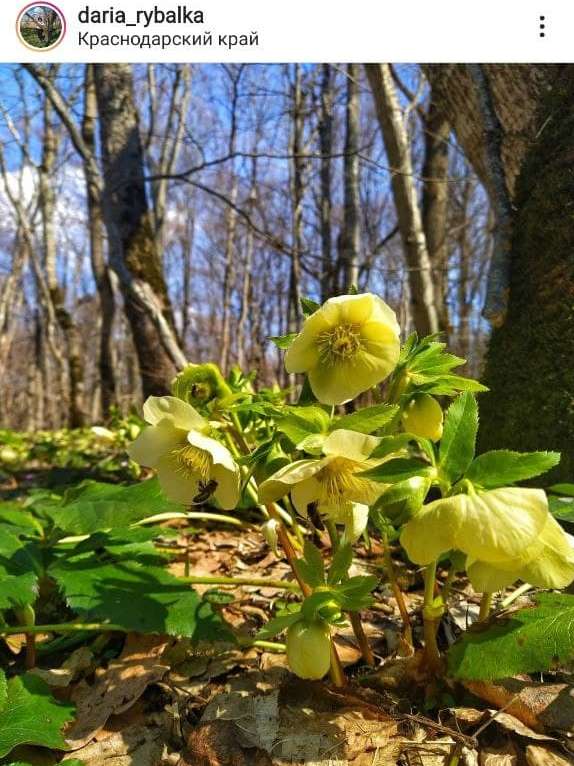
39 86 86 427
319 64 334 300
288 64 304 338
365 64 440 336
82 63 116 419
93 63 183 396
421 95 450 335
237 159 257 370
338 64 361 292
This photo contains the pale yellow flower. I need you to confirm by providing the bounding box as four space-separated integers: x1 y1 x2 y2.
400 487 549 566
259 429 383 540
128 396 240 509
285 293 401 405
466 514 574 591
401 395 443 442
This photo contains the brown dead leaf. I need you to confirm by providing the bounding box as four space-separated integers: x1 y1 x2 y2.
465 679 574 735
62 724 164 766
30 646 94 688
479 740 519 766
525 744 574 766
181 719 272 766
65 633 171 749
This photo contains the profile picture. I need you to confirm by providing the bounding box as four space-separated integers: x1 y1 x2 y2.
17 2 66 50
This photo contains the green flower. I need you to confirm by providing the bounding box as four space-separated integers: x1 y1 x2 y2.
171 362 232 408
286 619 331 679
401 394 443 442
285 293 400 405
127 396 240 509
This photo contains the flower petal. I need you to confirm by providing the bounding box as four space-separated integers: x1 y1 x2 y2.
186 430 236 470
155 453 200 504
454 488 548 563
258 459 327 504
400 495 463 564
127 420 183 467
291 475 322 516
143 396 206 431
515 515 574 588
323 429 380 461
466 560 517 592
212 462 240 510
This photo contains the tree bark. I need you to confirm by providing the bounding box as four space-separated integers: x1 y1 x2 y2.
82 64 117 419
94 63 182 397
424 64 574 481
318 64 334 301
365 64 440 336
338 64 361 292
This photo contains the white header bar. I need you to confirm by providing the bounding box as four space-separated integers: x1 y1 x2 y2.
4 0 569 63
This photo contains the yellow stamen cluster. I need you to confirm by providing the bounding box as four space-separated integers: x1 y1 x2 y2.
172 444 212 482
317 324 363 364
316 457 379 508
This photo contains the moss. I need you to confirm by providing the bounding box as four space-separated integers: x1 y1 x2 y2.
479 72 574 482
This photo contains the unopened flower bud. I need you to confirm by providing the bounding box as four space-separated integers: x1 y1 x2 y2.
401 394 443 442
262 518 280 555
171 363 232 408
317 599 342 623
286 619 331 680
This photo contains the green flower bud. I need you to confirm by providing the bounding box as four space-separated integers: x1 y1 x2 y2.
401 394 443 442
317 599 343 623
171 363 232 409
286 619 331 680
261 518 280 555
0 446 19 465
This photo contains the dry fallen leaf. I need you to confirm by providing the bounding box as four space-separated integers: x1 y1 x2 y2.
62 724 164 766
65 633 171 749
525 744 574 766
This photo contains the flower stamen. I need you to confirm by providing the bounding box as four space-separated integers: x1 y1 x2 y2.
172 444 212 482
316 457 379 508
317 324 363 365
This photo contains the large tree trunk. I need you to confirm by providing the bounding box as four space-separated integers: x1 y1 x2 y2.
365 64 440 336
82 64 116 419
94 63 181 397
424 64 574 480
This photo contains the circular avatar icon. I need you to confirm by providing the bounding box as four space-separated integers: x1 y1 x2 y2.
17 3 66 51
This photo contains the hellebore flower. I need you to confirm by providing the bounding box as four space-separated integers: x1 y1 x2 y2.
258 429 383 541
401 394 444 442
127 396 240 509
401 486 574 591
286 619 331 679
400 487 549 566
284 293 401 405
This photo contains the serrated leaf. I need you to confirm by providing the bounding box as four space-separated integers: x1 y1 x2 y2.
335 575 378 610
300 296 321 317
0 573 38 610
0 672 75 758
331 404 398 435
327 544 353 585
49 552 232 641
371 475 431 526
277 406 330 446
448 593 574 681
269 333 298 350
466 450 560 488
41 479 183 536
550 483 574 497
361 457 432 484
369 433 414 459
294 541 325 587
439 393 478 482
256 611 301 640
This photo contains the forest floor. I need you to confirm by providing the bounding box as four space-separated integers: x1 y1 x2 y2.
1 441 573 766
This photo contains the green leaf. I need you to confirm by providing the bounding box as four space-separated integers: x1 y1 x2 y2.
369 433 415 459
331 404 398 435
448 593 574 681
548 495 574 522
0 573 38 610
42 479 183 536
371 475 431 527
550 483 574 497
335 575 378 611
466 450 560 488
0 672 75 758
49 552 232 642
294 541 325 587
439 393 478 482
277 406 330 446
300 296 321 317
269 333 297 350
327 544 353 585
256 611 301 640
361 458 432 484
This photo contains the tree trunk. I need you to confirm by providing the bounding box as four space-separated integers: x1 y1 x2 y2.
365 64 440 336
424 64 574 481
338 64 361 292
421 95 450 334
94 63 181 397
288 64 304 337
318 64 334 301
39 86 86 427
82 64 117 419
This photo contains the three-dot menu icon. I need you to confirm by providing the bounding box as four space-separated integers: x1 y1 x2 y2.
539 15 546 37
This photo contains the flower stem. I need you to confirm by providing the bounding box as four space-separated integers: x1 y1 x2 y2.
478 592 493 622
501 582 532 608
180 574 300 591
382 536 413 652
422 561 442 672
